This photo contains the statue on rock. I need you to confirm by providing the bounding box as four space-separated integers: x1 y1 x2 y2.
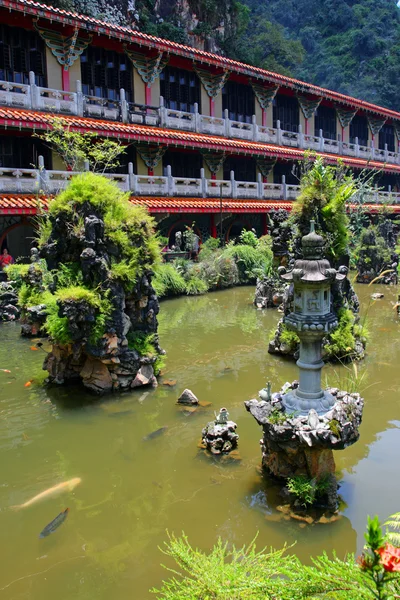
267 157 366 363
29 173 163 394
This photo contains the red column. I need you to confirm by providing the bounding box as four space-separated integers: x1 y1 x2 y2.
62 68 70 92
145 85 152 106
210 97 215 117
211 172 217 181
148 168 154 176
210 214 217 238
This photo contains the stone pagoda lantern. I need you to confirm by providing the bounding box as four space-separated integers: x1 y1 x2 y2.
278 221 338 414
245 222 364 511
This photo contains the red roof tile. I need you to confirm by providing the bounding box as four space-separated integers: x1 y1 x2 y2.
0 108 399 174
0 195 399 215
2 0 400 121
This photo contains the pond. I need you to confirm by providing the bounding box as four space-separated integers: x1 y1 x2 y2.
0 284 399 599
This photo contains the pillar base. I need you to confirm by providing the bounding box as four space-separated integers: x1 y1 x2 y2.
282 390 335 415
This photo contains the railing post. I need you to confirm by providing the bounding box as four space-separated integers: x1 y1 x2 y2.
282 175 287 200
166 165 174 196
224 109 231 138
84 160 90 172
38 155 49 193
29 71 39 110
252 114 258 142
298 123 304 149
319 129 324 152
337 132 343 155
355 136 360 158
200 167 206 198
128 162 135 191
384 143 389 162
194 102 201 133
76 80 84 117
257 172 263 199
132 173 139 195
370 139 374 160
374 184 379 204
277 119 282 145
159 96 166 128
120 88 128 124
230 170 236 199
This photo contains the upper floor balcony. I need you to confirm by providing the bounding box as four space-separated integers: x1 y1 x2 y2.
0 159 398 206
1 73 399 168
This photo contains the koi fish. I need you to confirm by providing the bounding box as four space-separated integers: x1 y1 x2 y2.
1 369 11 373
11 477 81 510
39 508 69 538
30 346 38 351
142 426 168 441
24 381 32 388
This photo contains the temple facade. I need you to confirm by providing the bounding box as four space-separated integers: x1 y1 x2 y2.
1 0 400 257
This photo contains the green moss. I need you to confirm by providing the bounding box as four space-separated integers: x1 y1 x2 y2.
127 332 157 355
268 409 288 425
328 419 341 438
280 325 300 351
153 354 167 376
55 286 102 306
324 308 356 360
287 474 329 507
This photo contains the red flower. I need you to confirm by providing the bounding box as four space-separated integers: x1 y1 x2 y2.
378 544 400 572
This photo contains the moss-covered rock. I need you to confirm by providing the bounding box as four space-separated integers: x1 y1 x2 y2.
28 173 163 394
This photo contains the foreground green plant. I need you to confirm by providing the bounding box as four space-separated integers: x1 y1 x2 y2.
152 515 400 599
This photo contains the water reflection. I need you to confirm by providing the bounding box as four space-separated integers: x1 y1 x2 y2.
0 284 399 598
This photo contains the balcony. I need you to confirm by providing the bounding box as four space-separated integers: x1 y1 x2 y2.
0 73 399 167
0 161 398 205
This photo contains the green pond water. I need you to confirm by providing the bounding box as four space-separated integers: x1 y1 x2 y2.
1 284 400 599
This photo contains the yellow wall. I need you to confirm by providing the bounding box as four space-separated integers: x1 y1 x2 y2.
68 60 81 93
151 78 161 107
134 70 146 105
200 87 210 116
51 151 65 170
307 117 315 137
214 93 223 118
46 48 62 90
255 101 263 127
136 153 163 176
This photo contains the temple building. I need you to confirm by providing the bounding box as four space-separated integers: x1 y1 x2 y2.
1 0 400 257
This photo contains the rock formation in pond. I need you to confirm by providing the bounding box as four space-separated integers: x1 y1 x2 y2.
247 224 365 512
201 408 239 454
26 173 163 394
0 280 20 322
254 209 290 309
245 382 364 510
355 224 398 284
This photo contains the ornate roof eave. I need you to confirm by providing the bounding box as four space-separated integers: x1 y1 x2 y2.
2 0 400 123
1 108 400 174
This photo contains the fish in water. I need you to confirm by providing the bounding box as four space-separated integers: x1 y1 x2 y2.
12 477 81 510
24 381 32 388
39 508 69 538
142 426 168 441
30 346 38 351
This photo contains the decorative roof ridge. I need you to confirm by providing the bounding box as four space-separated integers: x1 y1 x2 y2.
2 0 400 121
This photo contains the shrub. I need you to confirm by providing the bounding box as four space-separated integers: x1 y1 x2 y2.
286 475 329 507
5 263 30 288
222 242 273 283
324 308 356 360
185 276 209 295
239 229 259 247
153 264 186 298
151 517 400 599
198 237 220 261
280 324 300 351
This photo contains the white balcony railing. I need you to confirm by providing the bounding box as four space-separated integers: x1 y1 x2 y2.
1 160 399 205
1 72 400 168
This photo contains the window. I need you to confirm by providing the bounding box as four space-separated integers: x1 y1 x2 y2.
379 123 395 153
80 47 132 101
0 24 46 86
350 114 368 147
162 150 202 178
222 81 255 123
0 135 51 169
223 156 256 182
315 105 337 140
273 161 298 185
160 67 200 113
273 95 299 133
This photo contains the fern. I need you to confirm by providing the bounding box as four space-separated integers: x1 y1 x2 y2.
385 513 400 546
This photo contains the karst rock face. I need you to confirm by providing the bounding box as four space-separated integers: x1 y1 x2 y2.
38 174 162 394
